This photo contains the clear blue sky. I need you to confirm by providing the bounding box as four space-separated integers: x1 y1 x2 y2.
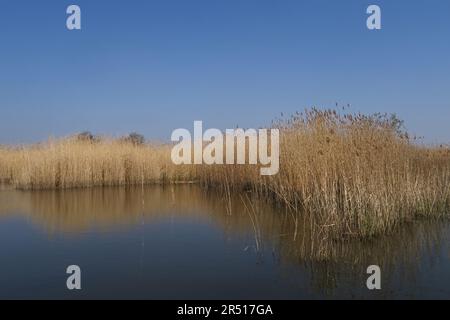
1 0 449 144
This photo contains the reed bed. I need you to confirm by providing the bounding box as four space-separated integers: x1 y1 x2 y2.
1 109 449 238
0 137 195 189
197 109 450 238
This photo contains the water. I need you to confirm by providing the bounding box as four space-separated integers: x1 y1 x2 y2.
0 185 449 299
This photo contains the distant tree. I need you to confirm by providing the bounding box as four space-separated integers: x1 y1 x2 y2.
76 131 95 142
124 132 145 146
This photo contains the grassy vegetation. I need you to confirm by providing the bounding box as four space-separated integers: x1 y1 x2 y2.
1 109 449 238
198 109 450 238
0 137 195 189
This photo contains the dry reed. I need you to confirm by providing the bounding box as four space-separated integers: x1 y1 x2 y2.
197 109 450 238
0 137 194 189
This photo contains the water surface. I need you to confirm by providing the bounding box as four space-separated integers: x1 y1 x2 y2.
0 185 449 299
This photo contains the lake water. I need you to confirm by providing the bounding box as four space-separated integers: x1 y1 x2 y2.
0 185 449 299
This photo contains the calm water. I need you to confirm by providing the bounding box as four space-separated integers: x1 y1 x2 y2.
0 185 449 299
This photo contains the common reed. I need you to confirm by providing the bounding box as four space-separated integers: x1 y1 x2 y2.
0 137 195 189
1 109 449 238
197 109 450 238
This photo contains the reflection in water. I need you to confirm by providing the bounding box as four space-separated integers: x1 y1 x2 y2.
0 185 449 299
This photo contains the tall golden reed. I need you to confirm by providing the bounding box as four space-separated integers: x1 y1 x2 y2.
0 138 195 189
197 109 450 238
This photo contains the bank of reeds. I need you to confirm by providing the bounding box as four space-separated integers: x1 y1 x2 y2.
1 109 449 238
0 137 195 189
197 109 450 238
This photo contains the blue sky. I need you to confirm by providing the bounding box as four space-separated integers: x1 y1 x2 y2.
0 0 449 144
